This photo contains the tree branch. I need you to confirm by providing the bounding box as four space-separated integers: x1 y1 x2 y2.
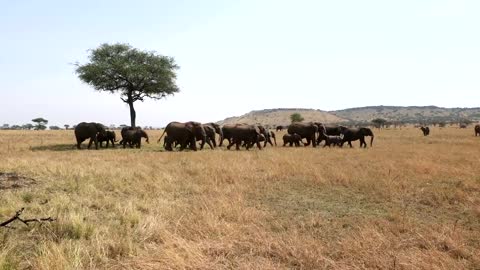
0 208 56 228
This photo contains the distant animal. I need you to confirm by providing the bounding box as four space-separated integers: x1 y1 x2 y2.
459 123 467 129
74 122 106 150
120 127 149 148
323 133 344 147
276 125 285 132
282 133 302 147
97 130 117 148
420 126 430 136
475 124 480 136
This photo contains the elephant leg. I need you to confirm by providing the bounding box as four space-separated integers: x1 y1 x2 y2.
348 141 353 148
304 138 310 147
235 140 241 150
207 139 214 150
227 139 235 150
123 141 127 149
87 137 94 149
312 135 317 147
76 138 84 149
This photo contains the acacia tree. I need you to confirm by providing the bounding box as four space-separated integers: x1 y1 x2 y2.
75 43 180 127
290 113 304 123
32 118 48 130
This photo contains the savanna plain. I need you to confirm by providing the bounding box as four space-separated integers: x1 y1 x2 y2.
0 127 479 269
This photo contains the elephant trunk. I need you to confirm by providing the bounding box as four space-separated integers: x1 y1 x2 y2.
145 134 150 144
370 134 374 147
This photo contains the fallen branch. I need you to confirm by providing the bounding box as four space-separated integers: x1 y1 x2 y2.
0 208 55 228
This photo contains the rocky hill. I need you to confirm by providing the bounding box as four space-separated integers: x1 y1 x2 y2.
330 106 480 123
217 106 480 126
217 108 347 126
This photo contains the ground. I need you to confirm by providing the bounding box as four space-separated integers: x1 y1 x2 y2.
0 127 479 269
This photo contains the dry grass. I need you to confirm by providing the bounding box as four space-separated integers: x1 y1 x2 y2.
0 127 479 269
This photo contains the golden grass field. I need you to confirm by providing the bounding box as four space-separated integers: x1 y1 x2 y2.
0 127 479 269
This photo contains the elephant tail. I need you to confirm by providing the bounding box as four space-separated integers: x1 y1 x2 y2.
157 129 167 143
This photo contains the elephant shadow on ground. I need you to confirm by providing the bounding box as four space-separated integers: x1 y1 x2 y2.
30 144 84 152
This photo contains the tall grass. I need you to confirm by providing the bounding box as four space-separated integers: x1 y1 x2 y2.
0 127 479 269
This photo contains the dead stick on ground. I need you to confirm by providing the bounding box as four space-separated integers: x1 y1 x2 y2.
0 208 55 228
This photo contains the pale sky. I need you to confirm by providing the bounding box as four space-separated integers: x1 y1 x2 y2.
1 0 479 127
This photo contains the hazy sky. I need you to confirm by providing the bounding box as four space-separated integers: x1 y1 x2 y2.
1 0 479 126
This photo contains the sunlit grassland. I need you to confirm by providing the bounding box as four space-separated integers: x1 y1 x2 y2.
0 127 479 269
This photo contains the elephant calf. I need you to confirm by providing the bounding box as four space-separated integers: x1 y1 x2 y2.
283 133 302 147
97 130 117 148
475 124 480 136
323 133 344 147
120 127 149 148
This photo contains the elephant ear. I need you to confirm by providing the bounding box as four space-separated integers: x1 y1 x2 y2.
185 123 194 133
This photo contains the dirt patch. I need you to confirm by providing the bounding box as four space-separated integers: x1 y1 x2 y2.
0 172 36 190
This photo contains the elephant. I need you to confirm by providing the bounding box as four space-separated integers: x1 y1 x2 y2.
120 127 149 148
157 121 206 151
204 122 223 146
475 124 480 136
420 126 430 136
257 124 276 147
287 122 318 147
282 133 302 147
323 133 344 148
202 124 217 149
97 130 117 148
74 122 106 150
225 124 262 150
316 124 344 145
459 124 467 129
220 124 239 147
339 127 374 148
276 125 286 132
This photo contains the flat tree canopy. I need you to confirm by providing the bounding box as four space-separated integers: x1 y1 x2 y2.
290 113 304 123
75 43 179 127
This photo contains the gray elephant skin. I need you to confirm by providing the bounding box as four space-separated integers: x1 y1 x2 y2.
287 122 318 147
340 127 374 148
283 133 302 147
157 121 207 151
204 122 223 146
120 127 149 148
222 124 262 150
97 130 117 148
74 122 106 150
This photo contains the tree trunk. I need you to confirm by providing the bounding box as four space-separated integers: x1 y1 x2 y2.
128 101 136 127
125 91 136 127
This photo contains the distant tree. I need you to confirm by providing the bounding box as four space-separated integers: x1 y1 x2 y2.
10 125 21 130
75 43 180 127
119 124 128 128
64 124 70 130
32 118 48 130
371 118 387 128
438 122 446 128
49 126 61 130
22 124 34 130
290 113 304 123
1 124 9 130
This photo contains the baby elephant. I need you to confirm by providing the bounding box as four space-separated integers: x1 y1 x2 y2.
97 130 117 148
283 133 302 147
323 133 344 147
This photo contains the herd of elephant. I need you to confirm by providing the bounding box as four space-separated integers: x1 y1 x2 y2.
74 121 375 151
